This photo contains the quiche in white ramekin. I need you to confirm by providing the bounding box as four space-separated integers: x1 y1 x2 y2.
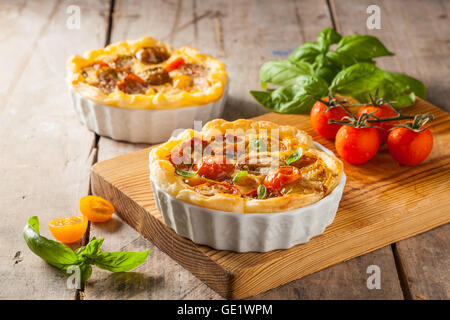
67 37 228 143
149 119 346 252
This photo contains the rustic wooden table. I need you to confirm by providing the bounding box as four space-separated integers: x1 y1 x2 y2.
1 0 448 300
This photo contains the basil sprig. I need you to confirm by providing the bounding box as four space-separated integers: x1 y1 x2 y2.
286 147 303 165
252 27 426 113
257 185 267 199
233 170 248 183
23 216 149 283
176 168 198 178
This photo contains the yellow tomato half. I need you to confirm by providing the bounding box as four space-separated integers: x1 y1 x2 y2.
80 195 115 222
48 216 88 244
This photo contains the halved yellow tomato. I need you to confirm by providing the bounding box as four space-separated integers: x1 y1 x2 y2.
80 195 115 222
48 216 88 244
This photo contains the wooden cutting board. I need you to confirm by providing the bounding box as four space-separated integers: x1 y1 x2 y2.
91 98 450 299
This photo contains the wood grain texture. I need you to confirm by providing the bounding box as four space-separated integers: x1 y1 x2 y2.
86 0 405 300
0 0 109 299
91 99 450 299
331 0 450 299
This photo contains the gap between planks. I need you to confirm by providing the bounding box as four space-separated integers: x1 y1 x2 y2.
76 0 117 300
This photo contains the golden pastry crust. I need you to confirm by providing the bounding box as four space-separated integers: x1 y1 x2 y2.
67 37 227 109
150 119 343 213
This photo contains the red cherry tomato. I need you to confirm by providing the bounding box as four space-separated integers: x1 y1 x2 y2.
165 57 185 72
387 126 433 166
310 97 349 140
195 156 235 180
263 166 302 190
335 125 380 165
357 104 398 144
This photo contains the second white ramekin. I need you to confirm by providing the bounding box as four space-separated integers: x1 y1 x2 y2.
150 142 346 253
69 86 228 144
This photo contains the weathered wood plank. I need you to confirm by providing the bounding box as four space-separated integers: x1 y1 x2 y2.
0 0 109 299
330 0 450 300
85 0 404 299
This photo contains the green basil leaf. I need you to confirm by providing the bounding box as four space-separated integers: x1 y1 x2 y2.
325 51 359 67
233 170 248 183
312 54 342 85
176 168 198 178
289 42 321 63
79 263 93 283
257 185 267 199
94 250 150 272
373 78 416 108
75 237 104 260
384 72 426 100
317 27 342 51
23 216 79 271
330 63 385 98
336 34 394 60
251 75 328 114
286 147 304 165
249 138 267 152
259 60 313 87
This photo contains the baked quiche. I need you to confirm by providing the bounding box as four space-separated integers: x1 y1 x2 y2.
150 119 343 213
67 37 227 109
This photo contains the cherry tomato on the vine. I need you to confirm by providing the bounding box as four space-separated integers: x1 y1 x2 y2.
357 104 398 144
310 97 349 140
335 125 380 165
387 126 433 166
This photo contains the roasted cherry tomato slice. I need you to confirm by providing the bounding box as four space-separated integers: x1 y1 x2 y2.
165 57 185 72
357 104 398 144
195 156 235 180
48 216 88 244
92 61 109 69
335 125 380 165
263 166 302 191
170 137 209 165
310 97 349 140
80 195 115 222
387 125 433 166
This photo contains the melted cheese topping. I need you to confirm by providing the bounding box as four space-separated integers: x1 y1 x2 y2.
67 37 227 109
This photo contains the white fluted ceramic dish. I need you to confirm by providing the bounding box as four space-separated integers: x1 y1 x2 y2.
69 85 228 144
150 142 346 252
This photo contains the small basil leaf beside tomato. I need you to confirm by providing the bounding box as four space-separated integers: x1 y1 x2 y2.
175 168 198 178
286 148 303 165
257 185 267 199
233 170 248 183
